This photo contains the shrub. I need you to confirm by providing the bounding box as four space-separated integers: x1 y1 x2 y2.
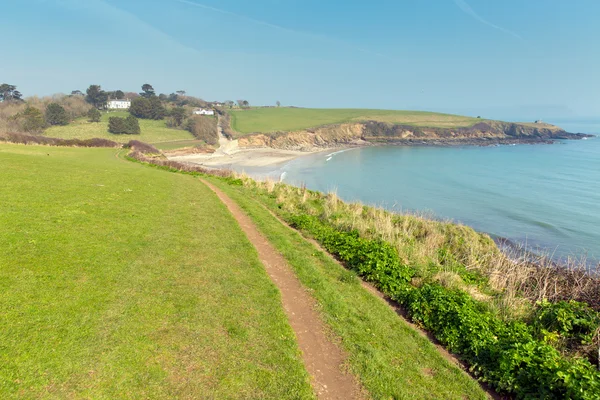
125 115 141 134
19 106 47 133
1 132 119 147
282 207 600 399
185 115 218 145
87 107 101 122
124 140 159 154
129 96 166 120
108 116 126 134
108 115 140 134
533 300 600 345
45 103 70 126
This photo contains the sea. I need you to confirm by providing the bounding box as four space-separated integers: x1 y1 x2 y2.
273 118 600 265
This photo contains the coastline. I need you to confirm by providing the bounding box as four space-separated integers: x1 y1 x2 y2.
166 134 594 176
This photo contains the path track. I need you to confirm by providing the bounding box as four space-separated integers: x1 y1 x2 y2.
201 179 362 400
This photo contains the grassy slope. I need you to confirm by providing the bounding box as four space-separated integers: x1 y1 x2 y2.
229 108 479 135
45 111 194 144
0 144 313 399
207 176 488 400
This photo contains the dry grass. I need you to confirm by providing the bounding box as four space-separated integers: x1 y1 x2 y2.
243 179 600 319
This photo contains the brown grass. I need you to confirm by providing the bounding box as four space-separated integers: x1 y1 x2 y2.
242 179 600 317
0 132 120 148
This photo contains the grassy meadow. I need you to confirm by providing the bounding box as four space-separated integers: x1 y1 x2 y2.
0 144 313 399
229 107 480 135
206 176 489 399
45 111 194 145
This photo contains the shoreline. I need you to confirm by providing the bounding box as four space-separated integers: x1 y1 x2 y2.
166 135 594 178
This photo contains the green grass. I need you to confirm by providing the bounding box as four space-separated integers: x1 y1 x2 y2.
45 111 194 144
0 144 313 399
207 176 489 400
229 108 479 135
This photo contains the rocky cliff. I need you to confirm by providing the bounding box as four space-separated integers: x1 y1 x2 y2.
237 120 590 151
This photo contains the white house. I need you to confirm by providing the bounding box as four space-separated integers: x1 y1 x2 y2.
107 99 131 109
193 108 215 116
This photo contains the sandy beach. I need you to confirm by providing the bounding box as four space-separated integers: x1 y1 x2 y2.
166 130 332 175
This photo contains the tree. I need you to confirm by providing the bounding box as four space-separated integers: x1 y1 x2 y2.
0 84 23 102
276 100 281 107
85 85 108 109
224 100 234 109
20 106 46 133
176 90 186 96
108 115 140 134
129 97 166 120
71 90 84 97
45 103 69 126
87 108 101 123
158 93 168 101
108 116 127 134
237 99 249 109
140 83 155 98
124 115 141 134
170 107 187 127
114 90 125 100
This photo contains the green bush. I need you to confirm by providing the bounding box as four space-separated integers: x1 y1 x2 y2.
108 115 140 134
17 106 47 133
129 96 166 120
288 214 414 291
87 107 101 123
533 300 600 345
285 211 600 399
45 103 70 126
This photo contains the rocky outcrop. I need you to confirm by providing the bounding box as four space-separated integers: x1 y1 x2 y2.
238 123 365 151
237 120 591 151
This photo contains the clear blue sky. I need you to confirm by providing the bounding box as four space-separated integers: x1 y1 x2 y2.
3 0 599 119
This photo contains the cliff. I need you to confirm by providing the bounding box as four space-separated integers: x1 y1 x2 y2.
237 120 591 151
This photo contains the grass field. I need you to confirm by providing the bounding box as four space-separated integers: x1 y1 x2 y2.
0 144 313 399
207 176 488 400
229 108 480 135
45 111 194 144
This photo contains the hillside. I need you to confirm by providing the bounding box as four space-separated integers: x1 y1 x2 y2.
0 143 489 399
44 111 201 150
230 108 589 151
230 107 479 135
0 144 315 398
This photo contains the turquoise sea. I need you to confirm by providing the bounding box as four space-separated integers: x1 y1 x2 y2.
279 119 600 264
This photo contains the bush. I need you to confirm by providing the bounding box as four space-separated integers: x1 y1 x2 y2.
533 300 600 345
19 106 47 133
185 115 218 145
289 214 415 291
1 132 119 147
124 140 159 154
129 96 166 120
87 108 101 123
284 211 600 399
108 115 140 134
45 103 70 126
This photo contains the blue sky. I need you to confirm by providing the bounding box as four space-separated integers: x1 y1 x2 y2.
2 0 599 119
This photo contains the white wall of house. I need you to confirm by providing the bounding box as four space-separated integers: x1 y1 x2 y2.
193 109 215 116
107 100 131 109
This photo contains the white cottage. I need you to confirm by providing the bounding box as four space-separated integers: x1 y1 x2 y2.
107 99 131 109
193 108 215 116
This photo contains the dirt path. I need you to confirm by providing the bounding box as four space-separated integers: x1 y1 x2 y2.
200 179 362 400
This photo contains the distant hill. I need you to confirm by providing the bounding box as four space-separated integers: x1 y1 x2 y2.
228 107 589 151
229 107 479 135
